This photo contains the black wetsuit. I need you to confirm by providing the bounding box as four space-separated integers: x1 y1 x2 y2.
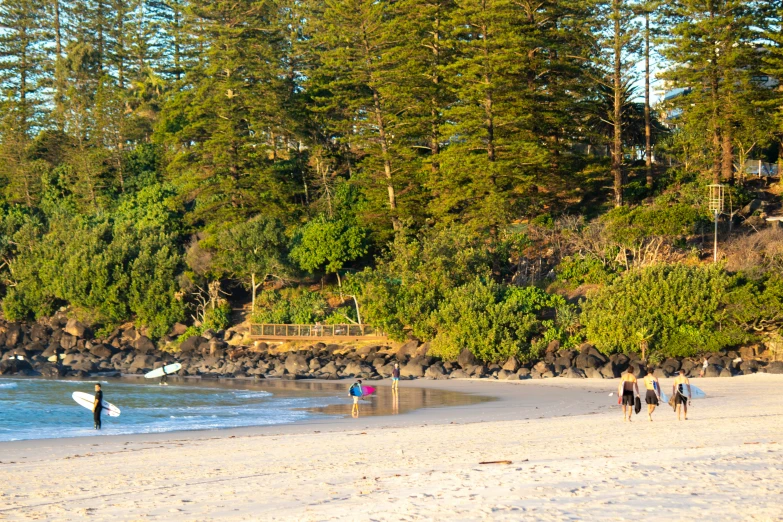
94 390 103 429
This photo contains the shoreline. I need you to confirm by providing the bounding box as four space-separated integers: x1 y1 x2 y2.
0 373 759 449
2 374 782 520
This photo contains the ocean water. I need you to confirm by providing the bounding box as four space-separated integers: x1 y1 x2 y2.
0 378 345 442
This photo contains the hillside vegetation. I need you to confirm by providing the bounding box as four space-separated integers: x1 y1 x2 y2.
0 0 782 361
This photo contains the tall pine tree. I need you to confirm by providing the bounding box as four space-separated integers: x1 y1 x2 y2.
660 0 766 183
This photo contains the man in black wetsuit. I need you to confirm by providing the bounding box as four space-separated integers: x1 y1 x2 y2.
93 383 103 430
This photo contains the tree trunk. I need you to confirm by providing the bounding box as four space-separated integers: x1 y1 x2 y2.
709 7 721 184
19 27 28 135
612 0 623 207
116 7 125 89
352 295 362 326
361 27 400 231
174 4 182 80
481 22 496 164
644 11 653 189
722 126 734 184
430 3 441 175
335 271 344 301
53 0 65 128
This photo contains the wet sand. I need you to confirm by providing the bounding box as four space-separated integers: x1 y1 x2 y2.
1 375 782 520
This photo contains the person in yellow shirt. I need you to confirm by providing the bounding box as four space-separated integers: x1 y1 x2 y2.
642 367 660 422
672 370 691 421
618 366 639 422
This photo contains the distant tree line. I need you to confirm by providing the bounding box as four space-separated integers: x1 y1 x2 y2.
0 0 781 347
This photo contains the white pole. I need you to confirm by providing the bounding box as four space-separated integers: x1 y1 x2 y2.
713 211 719 263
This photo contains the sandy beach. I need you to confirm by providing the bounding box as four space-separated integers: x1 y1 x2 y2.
1 375 782 521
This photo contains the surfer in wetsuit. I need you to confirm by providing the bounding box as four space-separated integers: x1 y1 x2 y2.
93 383 103 430
349 380 363 416
673 370 691 421
643 367 660 422
619 366 639 422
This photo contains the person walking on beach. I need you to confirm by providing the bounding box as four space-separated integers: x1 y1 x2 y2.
93 383 103 430
642 367 660 422
392 363 400 392
619 366 639 422
349 379 363 416
673 370 691 421
699 357 708 378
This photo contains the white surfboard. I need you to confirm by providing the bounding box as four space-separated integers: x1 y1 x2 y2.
144 363 182 379
653 381 669 403
72 392 121 417
676 384 706 399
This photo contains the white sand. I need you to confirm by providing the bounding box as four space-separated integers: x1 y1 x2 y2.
1 375 783 521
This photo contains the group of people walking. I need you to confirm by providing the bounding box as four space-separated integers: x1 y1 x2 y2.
619 366 692 422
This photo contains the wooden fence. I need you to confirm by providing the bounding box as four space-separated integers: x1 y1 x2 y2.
249 323 387 342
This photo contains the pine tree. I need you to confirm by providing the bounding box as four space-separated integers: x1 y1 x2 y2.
591 0 640 207
762 1 783 164
640 0 658 188
389 0 456 180
303 0 412 234
44 0 71 129
0 0 51 135
660 0 766 183
148 0 200 81
158 0 298 230
431 0 564 230
510 0 600 203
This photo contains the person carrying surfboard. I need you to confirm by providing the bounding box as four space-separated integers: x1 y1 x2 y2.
619 366 639 422
93 383 103 430
672 370 691 421
642 367 660 422
349 379 363 416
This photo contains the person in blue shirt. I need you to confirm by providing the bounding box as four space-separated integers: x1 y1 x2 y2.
349 379 363 416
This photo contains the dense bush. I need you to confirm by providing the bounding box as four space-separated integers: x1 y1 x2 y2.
428 280 570 362
3 215 184 337
601 203 708 247
251 289 329 324
723 274 783 334
581 264 747 360
348 226 498 341
201 300 233 331
556 254 620 286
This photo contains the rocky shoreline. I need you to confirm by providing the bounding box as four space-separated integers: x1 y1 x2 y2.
1 314 782 381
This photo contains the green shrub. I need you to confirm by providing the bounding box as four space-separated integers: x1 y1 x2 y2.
601 203 708 247
202 300 232 331
556 254 620 286
428 280 566 363
428 279 539 362
176 325 204 344
324 303 359 324
347 226 498 341
250 289 328 324
581 264 742 359
2 216 184 337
